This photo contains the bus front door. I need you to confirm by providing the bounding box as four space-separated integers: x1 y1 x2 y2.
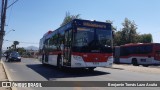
63 30 72 66
45 53 49 63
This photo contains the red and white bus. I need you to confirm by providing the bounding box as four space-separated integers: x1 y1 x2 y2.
114 43 160 66
38 19 113 71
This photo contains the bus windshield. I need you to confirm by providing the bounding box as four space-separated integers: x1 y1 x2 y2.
72 27 112 53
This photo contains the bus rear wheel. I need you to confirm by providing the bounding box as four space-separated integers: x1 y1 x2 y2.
143 65 149 67
132 58 139 66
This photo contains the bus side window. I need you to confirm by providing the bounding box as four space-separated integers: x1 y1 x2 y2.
64 30 72 47
146 45 152 53
44 39 49 49
58 32 65 51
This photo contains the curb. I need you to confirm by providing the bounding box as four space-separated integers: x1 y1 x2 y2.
2 60 17 90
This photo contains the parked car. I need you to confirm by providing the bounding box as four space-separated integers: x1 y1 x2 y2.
8 51 21 62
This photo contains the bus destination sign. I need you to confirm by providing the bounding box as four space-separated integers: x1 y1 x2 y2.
83 22 106 29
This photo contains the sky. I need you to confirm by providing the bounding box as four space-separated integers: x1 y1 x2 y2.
2 0 160 49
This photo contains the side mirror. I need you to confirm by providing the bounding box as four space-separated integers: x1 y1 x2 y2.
60 44 64 51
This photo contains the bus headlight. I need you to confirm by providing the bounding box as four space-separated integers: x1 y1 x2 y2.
73 55 83 61
18 57 21 59
108 56 113 62
107 56 113 67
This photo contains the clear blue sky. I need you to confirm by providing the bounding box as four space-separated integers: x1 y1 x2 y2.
3 0 160 49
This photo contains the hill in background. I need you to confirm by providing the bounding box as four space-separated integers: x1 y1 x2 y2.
25 46 39 50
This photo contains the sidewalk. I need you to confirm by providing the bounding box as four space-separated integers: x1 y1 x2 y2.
0 61 11 90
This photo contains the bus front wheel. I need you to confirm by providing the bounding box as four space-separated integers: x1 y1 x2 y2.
57 56 63 69
42 55 47 66
42 59 47 66
132 58 139 66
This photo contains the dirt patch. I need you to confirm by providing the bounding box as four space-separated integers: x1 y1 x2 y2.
112 64 160 74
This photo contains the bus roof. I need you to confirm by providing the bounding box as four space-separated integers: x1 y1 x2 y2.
43 30 53 37
41 19 112 40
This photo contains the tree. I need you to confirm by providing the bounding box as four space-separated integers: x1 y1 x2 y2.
114 31 122 46
13 41 19 50
113 18 153 45
138 34 153 43
17 47 26 55
60 12 81 26
120 18 138 45
11 45 14 49
5 47 26 56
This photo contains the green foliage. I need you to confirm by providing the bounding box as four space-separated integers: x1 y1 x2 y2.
138 34 153 43
5 41 20 53
17 47 26 55
13 41 19 49
5 47 26 56
121 18 138 44
113 31 121 46
113 18 153 46
60 12 81 26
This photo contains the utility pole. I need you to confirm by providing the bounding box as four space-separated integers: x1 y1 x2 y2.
0 0 8 60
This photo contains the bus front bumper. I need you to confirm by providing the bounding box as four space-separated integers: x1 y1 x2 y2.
71 56 113 68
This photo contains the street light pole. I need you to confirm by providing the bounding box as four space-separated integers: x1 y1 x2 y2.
0 0 19 60
0 0 8 60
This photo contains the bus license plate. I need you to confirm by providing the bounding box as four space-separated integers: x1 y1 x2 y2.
93 62 99 65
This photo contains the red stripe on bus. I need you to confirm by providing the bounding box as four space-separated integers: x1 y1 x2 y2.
72 52 112 62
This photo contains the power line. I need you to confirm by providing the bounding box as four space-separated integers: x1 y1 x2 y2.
6 0 15 30
7 0 19 9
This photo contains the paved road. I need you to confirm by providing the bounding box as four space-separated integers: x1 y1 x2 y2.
1 58 160 90
149 66 160 69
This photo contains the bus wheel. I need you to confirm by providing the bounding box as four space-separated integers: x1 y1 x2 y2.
42 60 46 66
42 54 46 65
42 59 47 66
88 67 95 72
57 56 63 69
143 65 149 67
132 58 139 66
8 59 10 62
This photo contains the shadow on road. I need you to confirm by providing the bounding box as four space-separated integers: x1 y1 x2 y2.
26 64 110 80
110 67 124 70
